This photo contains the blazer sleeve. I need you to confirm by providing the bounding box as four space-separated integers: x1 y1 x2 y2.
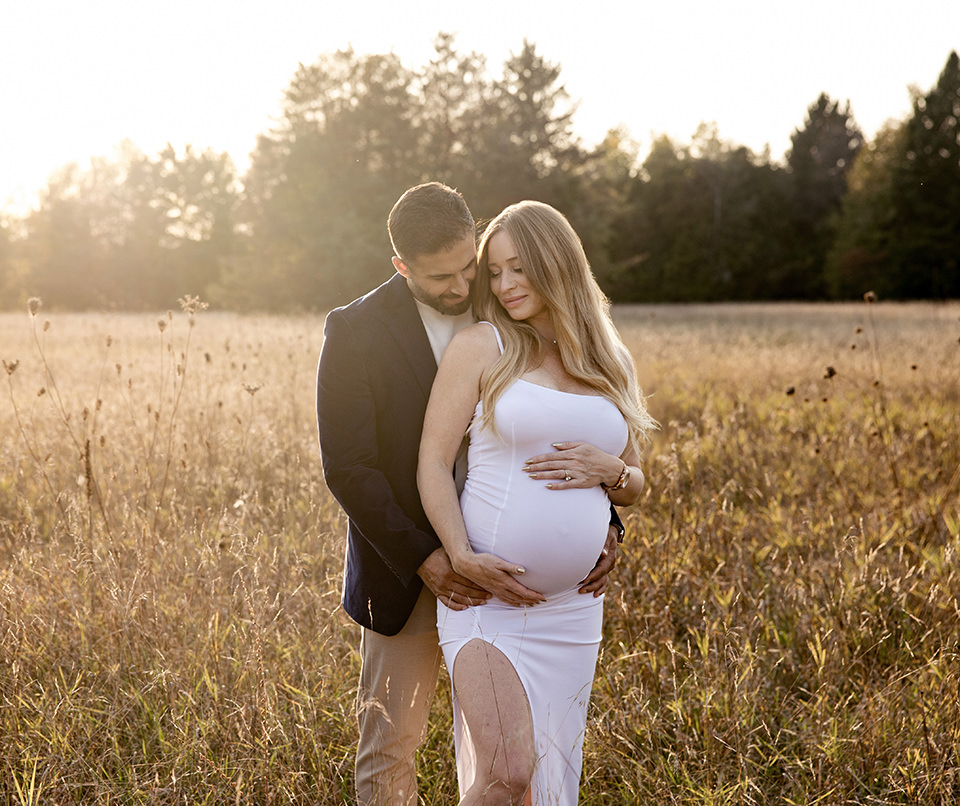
316 309 440 584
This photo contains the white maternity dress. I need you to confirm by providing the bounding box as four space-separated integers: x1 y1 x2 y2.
437 323 628 806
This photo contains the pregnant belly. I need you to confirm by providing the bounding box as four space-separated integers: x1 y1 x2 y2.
462 487 610 597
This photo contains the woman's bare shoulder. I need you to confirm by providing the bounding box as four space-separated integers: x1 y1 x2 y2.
447 321 502 359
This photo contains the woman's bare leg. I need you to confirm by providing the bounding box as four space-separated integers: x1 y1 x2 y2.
452 638 535 806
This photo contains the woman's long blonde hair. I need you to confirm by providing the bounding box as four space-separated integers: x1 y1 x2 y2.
473 201 656 454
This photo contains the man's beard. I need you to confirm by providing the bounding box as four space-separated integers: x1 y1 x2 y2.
409 281 472 316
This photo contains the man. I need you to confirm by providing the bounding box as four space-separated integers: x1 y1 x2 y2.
316 182 620 805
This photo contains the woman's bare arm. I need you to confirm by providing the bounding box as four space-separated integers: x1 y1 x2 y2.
418 325 545 607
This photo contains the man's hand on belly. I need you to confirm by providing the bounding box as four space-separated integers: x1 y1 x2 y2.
577 525 619 597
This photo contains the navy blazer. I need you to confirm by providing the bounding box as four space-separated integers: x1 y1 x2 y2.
317 274 442 636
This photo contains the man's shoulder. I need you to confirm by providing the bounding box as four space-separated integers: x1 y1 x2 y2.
328 274 407 324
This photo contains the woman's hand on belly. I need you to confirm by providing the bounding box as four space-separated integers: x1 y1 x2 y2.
523 440 624 490
455 551 547 608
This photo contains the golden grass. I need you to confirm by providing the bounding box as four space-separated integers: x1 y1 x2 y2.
1 299 958 804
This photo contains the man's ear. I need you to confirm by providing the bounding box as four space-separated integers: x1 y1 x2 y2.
392 256 410 278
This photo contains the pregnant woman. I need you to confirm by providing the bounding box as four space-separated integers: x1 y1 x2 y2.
418 201 656 805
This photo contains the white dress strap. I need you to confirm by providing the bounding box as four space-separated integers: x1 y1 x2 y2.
478 320 504 355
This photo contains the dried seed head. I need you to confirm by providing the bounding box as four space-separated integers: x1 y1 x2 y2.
863 291 877 303
2 359 19 375
106 335 113 347
785 386 796 396
178 295 208 315
855 326 863 334
37 387 46 397
42 320 50 332
27 297 41 316
243 383 262 396
824 366 837 379
157 319 167 333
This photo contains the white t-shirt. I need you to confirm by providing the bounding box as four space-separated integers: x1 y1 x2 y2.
414 300 475 365
415 300 474 492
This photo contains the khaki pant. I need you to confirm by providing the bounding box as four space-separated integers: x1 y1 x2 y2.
355 586 442 806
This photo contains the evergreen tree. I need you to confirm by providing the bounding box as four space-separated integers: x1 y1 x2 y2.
785 94 863 297
887 51 960 297
609 129 794 302
825 122 905 299
413 33 491 188
464 40 581 220
564 127 640 294
828 52 960 300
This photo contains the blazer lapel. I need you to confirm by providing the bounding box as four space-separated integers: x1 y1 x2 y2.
377 274 437 397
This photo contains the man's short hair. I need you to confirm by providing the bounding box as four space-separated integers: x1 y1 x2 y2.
388 182 475 265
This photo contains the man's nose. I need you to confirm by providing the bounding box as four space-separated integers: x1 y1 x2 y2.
451 274 470 297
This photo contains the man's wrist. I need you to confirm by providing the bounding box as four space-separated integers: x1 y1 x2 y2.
612 521 625 544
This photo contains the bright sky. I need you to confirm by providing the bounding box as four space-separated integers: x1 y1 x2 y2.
2 0 958 215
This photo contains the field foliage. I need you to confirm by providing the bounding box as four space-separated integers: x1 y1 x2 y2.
1 299 958 804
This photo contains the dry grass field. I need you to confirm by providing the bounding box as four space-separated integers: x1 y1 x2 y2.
1 298 958 804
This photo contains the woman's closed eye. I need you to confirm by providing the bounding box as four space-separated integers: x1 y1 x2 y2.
490 266 524 280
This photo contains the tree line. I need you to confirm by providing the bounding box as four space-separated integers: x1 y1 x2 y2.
1 36 957 311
